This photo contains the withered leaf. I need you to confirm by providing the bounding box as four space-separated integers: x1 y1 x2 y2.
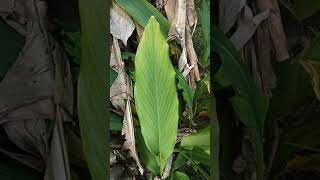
219 0 246 33
0 1 73 180
110 37 143 175
230 5 270 50
110 2 135 46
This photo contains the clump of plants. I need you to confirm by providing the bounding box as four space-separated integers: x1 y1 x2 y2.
109 0 211 179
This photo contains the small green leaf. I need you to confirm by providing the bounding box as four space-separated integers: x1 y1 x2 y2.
134 17 179 174
172 155 187 171
230 96 256 127
171 171 190 180
110 112 123 131
110 69 118 87
179 147 210 166
180 127 210 154
175 69 194 109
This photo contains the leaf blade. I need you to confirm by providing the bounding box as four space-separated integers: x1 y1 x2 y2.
78 0 108 179
134 17 179 174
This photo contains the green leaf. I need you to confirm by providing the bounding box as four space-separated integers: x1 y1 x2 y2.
175 69 194 109
213 26 269 180
136 128 159 174
134 17 179 174
110 112 123 131
213 26 268 130
78 0 108 179
194 75 210 100
230 96 256 127
178 150 209 179
115 0 170 35
294 0 320 20
121 52 135 61
171 171 190 180
200 0 210 67
110 69 117 87
172 155 187 171
180 127 210 166
0 18 24 78
179 147 210 166
180 127 210 154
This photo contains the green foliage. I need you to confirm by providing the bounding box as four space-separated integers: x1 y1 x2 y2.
181 127 210 154
179 127 210 166
78 0 108 179
213 26 269 180
170 171 190 180
136 128 159 174
175 69 194 114
115 0 170 35
134 17 179 174
172 155 187 172
110 112 123 131
213 26 269 131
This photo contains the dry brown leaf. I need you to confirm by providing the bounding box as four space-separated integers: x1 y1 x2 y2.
110 38 129 110
44 121 70 180
110 2 135 46
256 24 277 94
0 0 13 13
164 0 176 23
186 24 200 82
168 0 186 45
0 1 73 180
122 100 144 175
167 0 196 81
230 5 270 50
242 40 263 90
186 0 197 34
257 0 289 61
110 37 143 175
219 0 246 33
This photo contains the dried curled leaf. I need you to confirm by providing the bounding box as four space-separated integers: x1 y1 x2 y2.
0 1 73 180
219 0 246 33
110 37 144 175
230 5 270 50
110 2 135 45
